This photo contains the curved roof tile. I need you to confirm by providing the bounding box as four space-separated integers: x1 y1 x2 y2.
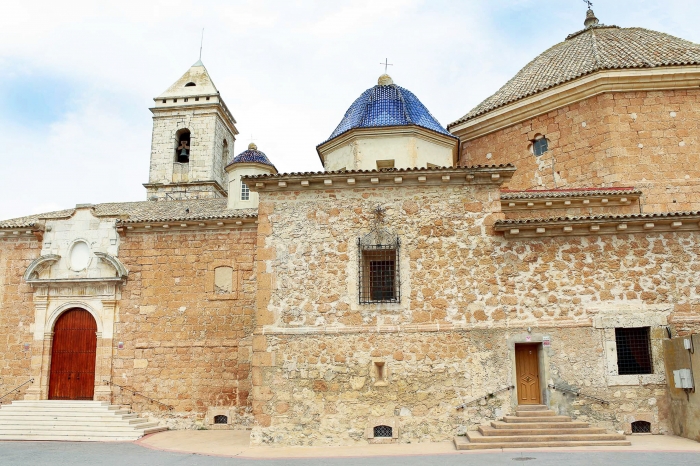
449 15 700 128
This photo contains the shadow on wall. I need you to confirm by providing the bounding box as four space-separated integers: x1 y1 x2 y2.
663 334 700 442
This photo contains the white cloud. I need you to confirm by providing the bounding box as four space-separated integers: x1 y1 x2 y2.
1 0 699 220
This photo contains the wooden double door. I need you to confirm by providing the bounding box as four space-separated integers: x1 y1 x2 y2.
48 309 97 400
515 343 541 405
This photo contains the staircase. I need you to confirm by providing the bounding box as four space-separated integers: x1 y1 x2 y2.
454 404 630 450
0 400 167 441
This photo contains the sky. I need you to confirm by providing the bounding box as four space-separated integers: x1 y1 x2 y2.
1 0 700 220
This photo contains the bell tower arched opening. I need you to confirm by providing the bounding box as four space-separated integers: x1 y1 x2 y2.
176 129 191 163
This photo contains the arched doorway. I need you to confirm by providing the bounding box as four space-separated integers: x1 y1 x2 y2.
48 308 97 400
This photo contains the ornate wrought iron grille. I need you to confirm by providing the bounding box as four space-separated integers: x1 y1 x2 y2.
615 327 653 375
214 415 228 424
373 425 393 438
358 228 400 304
631 420 651 433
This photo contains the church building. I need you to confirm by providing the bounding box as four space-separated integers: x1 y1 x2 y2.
0 9 699 447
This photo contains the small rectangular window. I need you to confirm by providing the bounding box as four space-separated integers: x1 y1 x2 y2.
241 182 250 201
533 138 548 156
615 327 653 375
376 159 395 170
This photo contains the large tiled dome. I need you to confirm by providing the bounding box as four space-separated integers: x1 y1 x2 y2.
449 9 700 128
321 74 455 145
227 143 276 168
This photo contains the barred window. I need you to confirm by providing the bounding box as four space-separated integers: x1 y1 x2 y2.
615 327 653 375
358 228 400 304
241 182 250 201
374 425 392 437
213 415 228 424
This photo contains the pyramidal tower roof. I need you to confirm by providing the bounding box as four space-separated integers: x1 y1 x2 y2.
449 9 700 128
156 60 219 99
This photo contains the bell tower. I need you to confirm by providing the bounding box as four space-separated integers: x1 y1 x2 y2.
145 60 238 201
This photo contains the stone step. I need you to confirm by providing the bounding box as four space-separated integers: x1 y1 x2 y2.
454 436 631 450
514 405 548 411
0 434 144 442
503 415 572 423
8 400 110 406
514 410 557 417
491 420 590 429
467 431 627 443
0 417 148 426
0 423 160 433
0 407 129 416
0 400 166 442
480 425 607 436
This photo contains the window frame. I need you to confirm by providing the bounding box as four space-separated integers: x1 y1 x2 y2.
357 235 400 304
533 137 548 156
615 327 653 375
241 181 250 201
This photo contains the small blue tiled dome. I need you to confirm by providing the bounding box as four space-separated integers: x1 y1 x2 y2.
320 74 455 145
228 143 276 168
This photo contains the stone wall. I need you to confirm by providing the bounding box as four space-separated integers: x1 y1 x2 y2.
460 90 700 213
251 181 700 445
0 236 41 403
113 227 256 429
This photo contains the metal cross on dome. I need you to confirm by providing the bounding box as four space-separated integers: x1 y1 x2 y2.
583 0 593 8
380 58 393 73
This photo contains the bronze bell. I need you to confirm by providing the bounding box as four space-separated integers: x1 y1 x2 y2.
180 148 189 156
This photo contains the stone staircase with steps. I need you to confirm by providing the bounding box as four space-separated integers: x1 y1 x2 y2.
0 400 167 441
454 404 630 450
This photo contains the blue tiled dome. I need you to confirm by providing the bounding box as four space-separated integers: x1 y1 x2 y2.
320 74 455 145
228 143 276 168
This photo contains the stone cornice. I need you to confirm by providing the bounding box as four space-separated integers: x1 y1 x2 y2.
142 180 228 197
0 224 44 241
501 188 641 212
316 125 459 166
150 97 238 133
450 66 700 140
243 165 515 192
115 216 257 235
494 211 700 239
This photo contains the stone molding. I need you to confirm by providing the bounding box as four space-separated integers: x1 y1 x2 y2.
255 319 593 335
501 189 641 212
142 180 228 197
23 254 61 281
243 166 515 192
494 211 700 238
449 66 700 140
116 216 257 234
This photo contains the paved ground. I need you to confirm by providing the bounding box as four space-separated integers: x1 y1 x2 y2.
1 433 699 466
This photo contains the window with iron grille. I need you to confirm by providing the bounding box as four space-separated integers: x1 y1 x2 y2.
241 182 250 201
358 229 400 304
374 425 392 437
615 327 653 375
213 415 228 424
631 420 651 433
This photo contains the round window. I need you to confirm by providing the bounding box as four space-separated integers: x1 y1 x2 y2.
69 241 91 271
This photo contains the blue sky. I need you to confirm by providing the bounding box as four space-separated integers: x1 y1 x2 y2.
1 0 699 220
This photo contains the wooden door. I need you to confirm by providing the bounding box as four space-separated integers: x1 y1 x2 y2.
515 344 541 405
48 309 97 400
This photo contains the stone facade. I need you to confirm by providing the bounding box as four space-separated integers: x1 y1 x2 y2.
459 90 700 213
110 226 256 428
0 235 40 402
248 176 700 445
